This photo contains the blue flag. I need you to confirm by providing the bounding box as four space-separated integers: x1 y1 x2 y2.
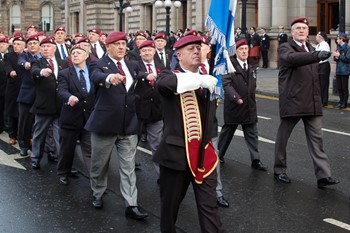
205 0 237 96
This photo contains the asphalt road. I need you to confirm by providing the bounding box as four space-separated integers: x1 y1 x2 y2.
0 96 349 233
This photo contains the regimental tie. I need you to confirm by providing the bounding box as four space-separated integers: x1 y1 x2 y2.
117 61 126 85
79 69 88 96
61 44 67 60
49 58 55 74
301 43 307 52
147 63 155 87
159 52 165 66
200 63 208 74
93 44 97 52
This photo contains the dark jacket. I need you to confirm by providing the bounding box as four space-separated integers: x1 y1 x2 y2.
278 39 323 118
17 52 38 104
55 43 71 61
58 66 95 130
134 59 165 122
154 49 173 70
222 58 257 124
0 53 7 97
260 34 270 51
84 56 139 135
127 47 141 61
4 52 22 117
90 41 106 59
334 43 350 75
30 57 68 115
152 69 217 171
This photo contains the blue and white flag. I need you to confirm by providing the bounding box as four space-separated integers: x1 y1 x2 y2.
205 0 237 92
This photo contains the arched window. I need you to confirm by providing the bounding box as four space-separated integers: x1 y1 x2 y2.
10 4 21 32
41 4 53 31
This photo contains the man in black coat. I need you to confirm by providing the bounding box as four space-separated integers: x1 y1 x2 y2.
17 35 41 156
218 39 267 171
260 28 270 68
57 44 94 185
127 31 147 61
30 37 68 169
4 35 26 145
134 40 165 180
0 37 9 133
88 27 106 59
153 33 173 70
54 26 71 61
153 33 225 233
85 32 148 220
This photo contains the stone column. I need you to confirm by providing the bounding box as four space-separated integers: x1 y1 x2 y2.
271 0 288 32
186 0 192 29
258 0 272 29
346 0 350 33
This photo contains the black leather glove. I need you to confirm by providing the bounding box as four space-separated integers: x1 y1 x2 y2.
317 51 331 61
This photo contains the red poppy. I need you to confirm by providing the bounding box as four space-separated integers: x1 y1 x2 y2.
157 68 161 73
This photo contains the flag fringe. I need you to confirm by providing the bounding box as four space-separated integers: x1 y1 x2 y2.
205 16 227 50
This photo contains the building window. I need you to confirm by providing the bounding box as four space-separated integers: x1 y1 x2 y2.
41 4 53 31
10 4 21 32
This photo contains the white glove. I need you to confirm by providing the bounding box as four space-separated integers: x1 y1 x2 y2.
200 75 218 93
176 73 217 93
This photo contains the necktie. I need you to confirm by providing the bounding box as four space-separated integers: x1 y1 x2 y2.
159 52 165 66
93 44 97 53
243 63 247 71
301 43 307 52
117 61 126 85
49 59 55 73
200 63 208 74
33 55 38 59
147 63 155 87
61 44 66 60
79 69 88 96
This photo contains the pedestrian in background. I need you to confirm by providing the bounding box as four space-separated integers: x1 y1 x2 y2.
315 31 331 107
274 17 339 188
260 27 270 68
333 33 350 109
247 26 261 69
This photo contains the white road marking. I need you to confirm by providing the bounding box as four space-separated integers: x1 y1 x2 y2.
323 218 350 231
322 128 350 136
137 146 152 155
217 126 275 144
0 150 26 170
258 115 271 120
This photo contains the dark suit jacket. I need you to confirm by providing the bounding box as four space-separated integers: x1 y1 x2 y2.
4 52 22 117
30 57 68 115
154 49 173 70
127 47 141 61
152 69 217 171
90 41 106 59
85 56 140 135
260 34 270 51
0 53 7 97
17 52 38 104
55 43 71 61
134 59 165 122
58 66 95 130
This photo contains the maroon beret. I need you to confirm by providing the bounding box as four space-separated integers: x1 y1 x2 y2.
173 35 202 49
291 17 309 27
26 35 39 44
139 40 155 50
54 26 66 34
13 31 24 37
100 32 107 36
154 33 166 40
201 36 209 45
184 29 198 37
0 37 9 43
76 37 90 44
40 36 56 46
135 31 147 39
235 39 249 49
71 44 87 53
74 32 84 38
27 24 38 31
89 28 101 35
36 31 46 37
13 36 26 43
105 32 127 44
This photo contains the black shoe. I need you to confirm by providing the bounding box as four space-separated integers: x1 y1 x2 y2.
20 148 28 157
274 173 291 183
251 160 268 171
125 206 148 220
92 196 103 209
58 176 69 185
68 168 79 177
47 152 58 163
140 134 147 143
32 161 40 170
217 196 229 208
317 177 339 188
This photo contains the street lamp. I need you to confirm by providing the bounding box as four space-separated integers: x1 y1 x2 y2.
114 0 133 32
155 0 181 36
241 0 247 35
